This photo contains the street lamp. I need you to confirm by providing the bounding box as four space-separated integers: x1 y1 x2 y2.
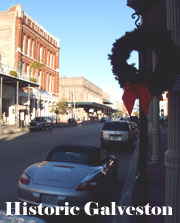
68 103 73 119
127 0 160 26
127 0 160 11
126 1 160 223
72 90 75 119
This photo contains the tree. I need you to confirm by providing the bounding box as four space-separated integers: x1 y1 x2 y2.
30 61 44 71
51 100 68 123
55 101 68 115
30 61 44 81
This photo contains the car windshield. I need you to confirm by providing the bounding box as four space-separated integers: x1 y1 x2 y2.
103 122 129 131
49 151 89 164
46 148 104 166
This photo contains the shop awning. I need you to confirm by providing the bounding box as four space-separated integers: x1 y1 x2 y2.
103 98 113 104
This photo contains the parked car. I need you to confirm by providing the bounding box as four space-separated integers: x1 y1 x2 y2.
100 121 134 149
99 117 109 123
29 117 53 131
17 144 118 209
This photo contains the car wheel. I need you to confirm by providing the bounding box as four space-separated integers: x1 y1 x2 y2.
41 126 45 131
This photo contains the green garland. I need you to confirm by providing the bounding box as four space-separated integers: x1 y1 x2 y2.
108 26 180 96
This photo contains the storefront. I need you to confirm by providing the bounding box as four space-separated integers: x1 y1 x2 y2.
0 72 39 127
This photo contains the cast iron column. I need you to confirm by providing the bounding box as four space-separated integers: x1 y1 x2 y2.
28 84 30 124
16 81 19 127
137 43 148 223
148 101 153 134
151 96 160 162
151 53 160 163
165 0 180 222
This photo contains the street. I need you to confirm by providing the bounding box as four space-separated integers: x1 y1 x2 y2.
0 122 134 223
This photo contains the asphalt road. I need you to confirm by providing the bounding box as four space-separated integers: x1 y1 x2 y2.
0 122 134 223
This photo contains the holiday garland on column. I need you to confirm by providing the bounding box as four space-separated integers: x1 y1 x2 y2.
108 26 180 96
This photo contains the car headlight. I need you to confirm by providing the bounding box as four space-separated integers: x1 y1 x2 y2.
36 123 41 126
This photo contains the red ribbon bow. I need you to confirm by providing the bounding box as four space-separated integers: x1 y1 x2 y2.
122 82 162 116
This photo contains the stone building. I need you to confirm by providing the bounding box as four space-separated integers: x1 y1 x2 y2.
59 76 113 121
0 4 59 125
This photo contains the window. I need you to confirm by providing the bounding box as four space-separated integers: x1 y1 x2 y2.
39 71 42 85
31 40 34 58
40 46 43 62
29 67 32 77
50 151 89 164
47 51 49 66
50 53 52 67
103 122 130 131
52 76 54 93
27 65 30 78
53 54 55 68
22 34 25 53
49 75 52 92
27 37 30 56
46 74 49 91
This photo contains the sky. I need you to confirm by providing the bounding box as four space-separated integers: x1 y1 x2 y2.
1 0 137 103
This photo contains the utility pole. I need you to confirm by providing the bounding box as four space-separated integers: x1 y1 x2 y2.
72 90 75 119
16 81 19 127
27 84 30 124
0 77 3 128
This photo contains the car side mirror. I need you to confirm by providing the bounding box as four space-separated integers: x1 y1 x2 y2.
110 155 116 161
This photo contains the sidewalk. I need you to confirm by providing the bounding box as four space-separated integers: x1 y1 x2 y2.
0 123 74 134
131 126 167 223
0 120 98 134
146 126 166 223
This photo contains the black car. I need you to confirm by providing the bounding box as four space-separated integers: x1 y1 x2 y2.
29 117 53 131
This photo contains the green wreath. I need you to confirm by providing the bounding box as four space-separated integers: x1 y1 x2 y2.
108 26 180 95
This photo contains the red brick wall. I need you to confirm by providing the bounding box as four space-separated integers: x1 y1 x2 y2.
14 7 59 95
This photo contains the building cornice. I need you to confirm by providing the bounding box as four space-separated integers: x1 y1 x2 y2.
24 12 60 47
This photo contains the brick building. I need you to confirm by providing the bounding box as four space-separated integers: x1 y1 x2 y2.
59 76 113 121
0 5 60 125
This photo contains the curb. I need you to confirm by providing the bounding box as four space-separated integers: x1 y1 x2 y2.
0 123 82 134
113 138 139 223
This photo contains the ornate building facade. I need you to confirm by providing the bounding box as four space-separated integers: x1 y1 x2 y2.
0 5 60 125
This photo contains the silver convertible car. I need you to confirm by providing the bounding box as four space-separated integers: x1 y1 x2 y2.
17 145 118 209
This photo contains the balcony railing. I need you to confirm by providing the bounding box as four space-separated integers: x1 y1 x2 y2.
0 63 39 84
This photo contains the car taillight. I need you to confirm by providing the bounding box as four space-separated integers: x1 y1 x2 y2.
76 181 98 191
20 173 30 185
100 131 103 137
